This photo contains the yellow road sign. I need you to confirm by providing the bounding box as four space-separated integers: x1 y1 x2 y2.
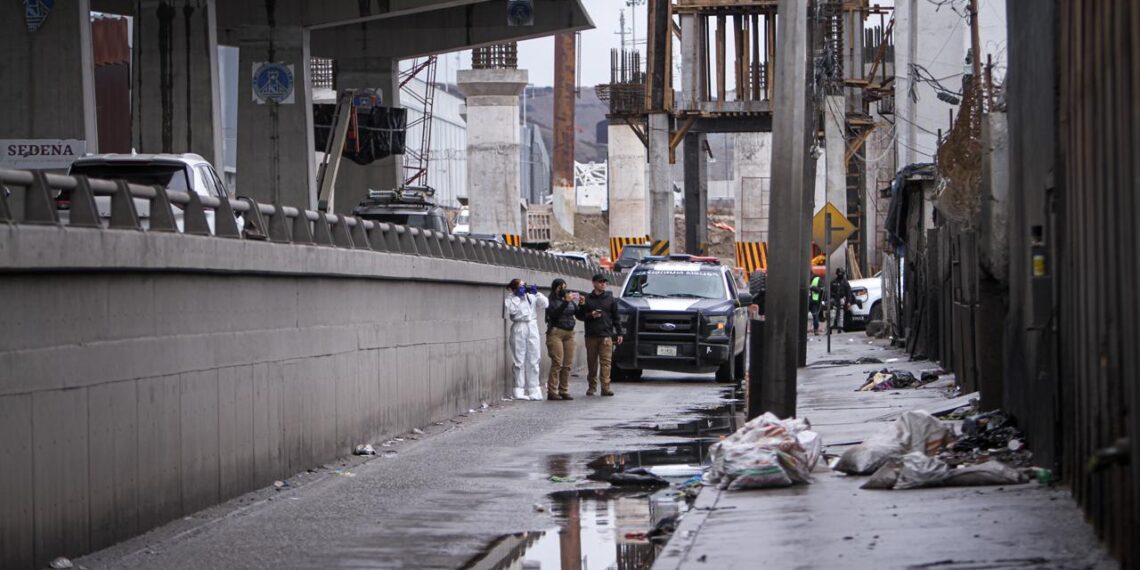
812 202 856 255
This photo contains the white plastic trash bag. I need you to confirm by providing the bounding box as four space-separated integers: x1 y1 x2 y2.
894 451 952 489
705 413 823 490
833 410 955 475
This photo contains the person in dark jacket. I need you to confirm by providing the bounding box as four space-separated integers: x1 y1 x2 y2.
748 269 767 318
576 274 624 396
544 278 581 400
829 268 855 333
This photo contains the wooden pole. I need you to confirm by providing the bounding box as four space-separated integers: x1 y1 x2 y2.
752 14 761 100
766 12 776 101
716 15 726 103
734 16 745 101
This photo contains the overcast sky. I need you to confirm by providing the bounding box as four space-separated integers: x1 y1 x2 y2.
515 0 646 87
432 0 1007 89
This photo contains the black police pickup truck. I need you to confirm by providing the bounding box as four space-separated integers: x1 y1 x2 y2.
612 255 752 383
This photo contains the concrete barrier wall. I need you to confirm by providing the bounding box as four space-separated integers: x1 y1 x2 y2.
0 225 594 569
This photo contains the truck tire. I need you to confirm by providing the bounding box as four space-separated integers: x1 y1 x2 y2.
870 301 883 322
716 339 736 383
733 348 746 381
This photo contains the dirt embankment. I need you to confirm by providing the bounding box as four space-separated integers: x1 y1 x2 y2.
550 210 739 265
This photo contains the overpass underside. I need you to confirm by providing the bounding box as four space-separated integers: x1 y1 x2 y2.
0 0 592 212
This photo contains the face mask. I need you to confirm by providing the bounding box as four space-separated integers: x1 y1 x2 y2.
516 286 527 298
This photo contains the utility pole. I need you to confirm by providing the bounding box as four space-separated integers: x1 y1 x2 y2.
645 0 674 254
755 0 816 420
968 0 983 87
616 10 628 52
627 0 645 53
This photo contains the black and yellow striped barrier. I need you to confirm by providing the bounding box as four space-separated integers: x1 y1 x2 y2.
735 241 769 274
503 234 522 247
608 236 648 259
650 239 670 256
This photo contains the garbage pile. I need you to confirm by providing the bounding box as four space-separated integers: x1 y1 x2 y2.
833 410 1030 490
704 413 822 490
857 369 942 391
943 410 1034 469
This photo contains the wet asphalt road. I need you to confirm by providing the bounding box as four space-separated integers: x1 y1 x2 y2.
76 372 731 569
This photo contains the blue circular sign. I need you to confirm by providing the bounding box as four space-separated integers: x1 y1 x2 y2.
253 62 294 104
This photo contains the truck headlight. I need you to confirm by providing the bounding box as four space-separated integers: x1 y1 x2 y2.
853 288 868 304
618 312 631 326
706 315 728 337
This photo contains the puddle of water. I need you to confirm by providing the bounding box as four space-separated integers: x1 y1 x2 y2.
643 398 743 440
461 488 681 570
465 396 743 570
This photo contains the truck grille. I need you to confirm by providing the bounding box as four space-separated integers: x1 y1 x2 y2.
638 312 698 334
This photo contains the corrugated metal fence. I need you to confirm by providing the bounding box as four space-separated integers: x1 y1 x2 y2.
1053 0 1139 562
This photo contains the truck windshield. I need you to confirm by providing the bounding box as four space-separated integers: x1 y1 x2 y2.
364 212 448 232
69 163 191 192
619 247 649 262
623 271 726 299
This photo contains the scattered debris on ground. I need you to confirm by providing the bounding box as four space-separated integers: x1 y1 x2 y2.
814 356 884 366
608 467 669 487
834 411 956 475
549 475 578 483
835 410 1044 490
353 444 376 456
49 557 74 569
862 453 1028 490
704 413 822 490
857 368 943 391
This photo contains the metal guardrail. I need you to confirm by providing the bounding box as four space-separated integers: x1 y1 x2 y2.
0 168 618 283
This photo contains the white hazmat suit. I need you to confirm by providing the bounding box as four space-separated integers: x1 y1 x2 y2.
505 290 548 400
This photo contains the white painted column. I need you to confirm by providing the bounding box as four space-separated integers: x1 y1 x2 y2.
457 69 528 239
734 132 772 243
646 112 674 252
237 26 317 209
0 0 98 153
607 123 648 256
132 0 223 169
332 56 402 214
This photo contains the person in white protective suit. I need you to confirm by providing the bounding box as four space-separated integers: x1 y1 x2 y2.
504 278 549 400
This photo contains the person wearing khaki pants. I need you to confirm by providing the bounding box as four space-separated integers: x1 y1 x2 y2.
584 336 614 394
545 279 581 400
576 274 624 396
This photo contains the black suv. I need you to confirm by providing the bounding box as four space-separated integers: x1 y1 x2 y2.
613 255 752 383
351 186 449 233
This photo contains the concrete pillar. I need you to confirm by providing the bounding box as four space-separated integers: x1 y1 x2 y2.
132 0 223 169
679 14 702 111
824 95 847 272
683 132 708 254
332 56 402 214
0 0 98 155
758 0 814 419
236 26 317 209
607 124 648 258
734 132 772 243
646 112 674 253
457 69 528 239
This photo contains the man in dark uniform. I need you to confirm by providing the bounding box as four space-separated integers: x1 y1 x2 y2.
576 274 624 396
829 268 855 333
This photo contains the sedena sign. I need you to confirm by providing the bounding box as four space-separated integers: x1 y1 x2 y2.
1 139 87 170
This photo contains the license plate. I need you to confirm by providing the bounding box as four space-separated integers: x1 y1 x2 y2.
656 345 678 357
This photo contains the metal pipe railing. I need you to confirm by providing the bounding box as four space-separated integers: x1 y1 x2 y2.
0 168 620 282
